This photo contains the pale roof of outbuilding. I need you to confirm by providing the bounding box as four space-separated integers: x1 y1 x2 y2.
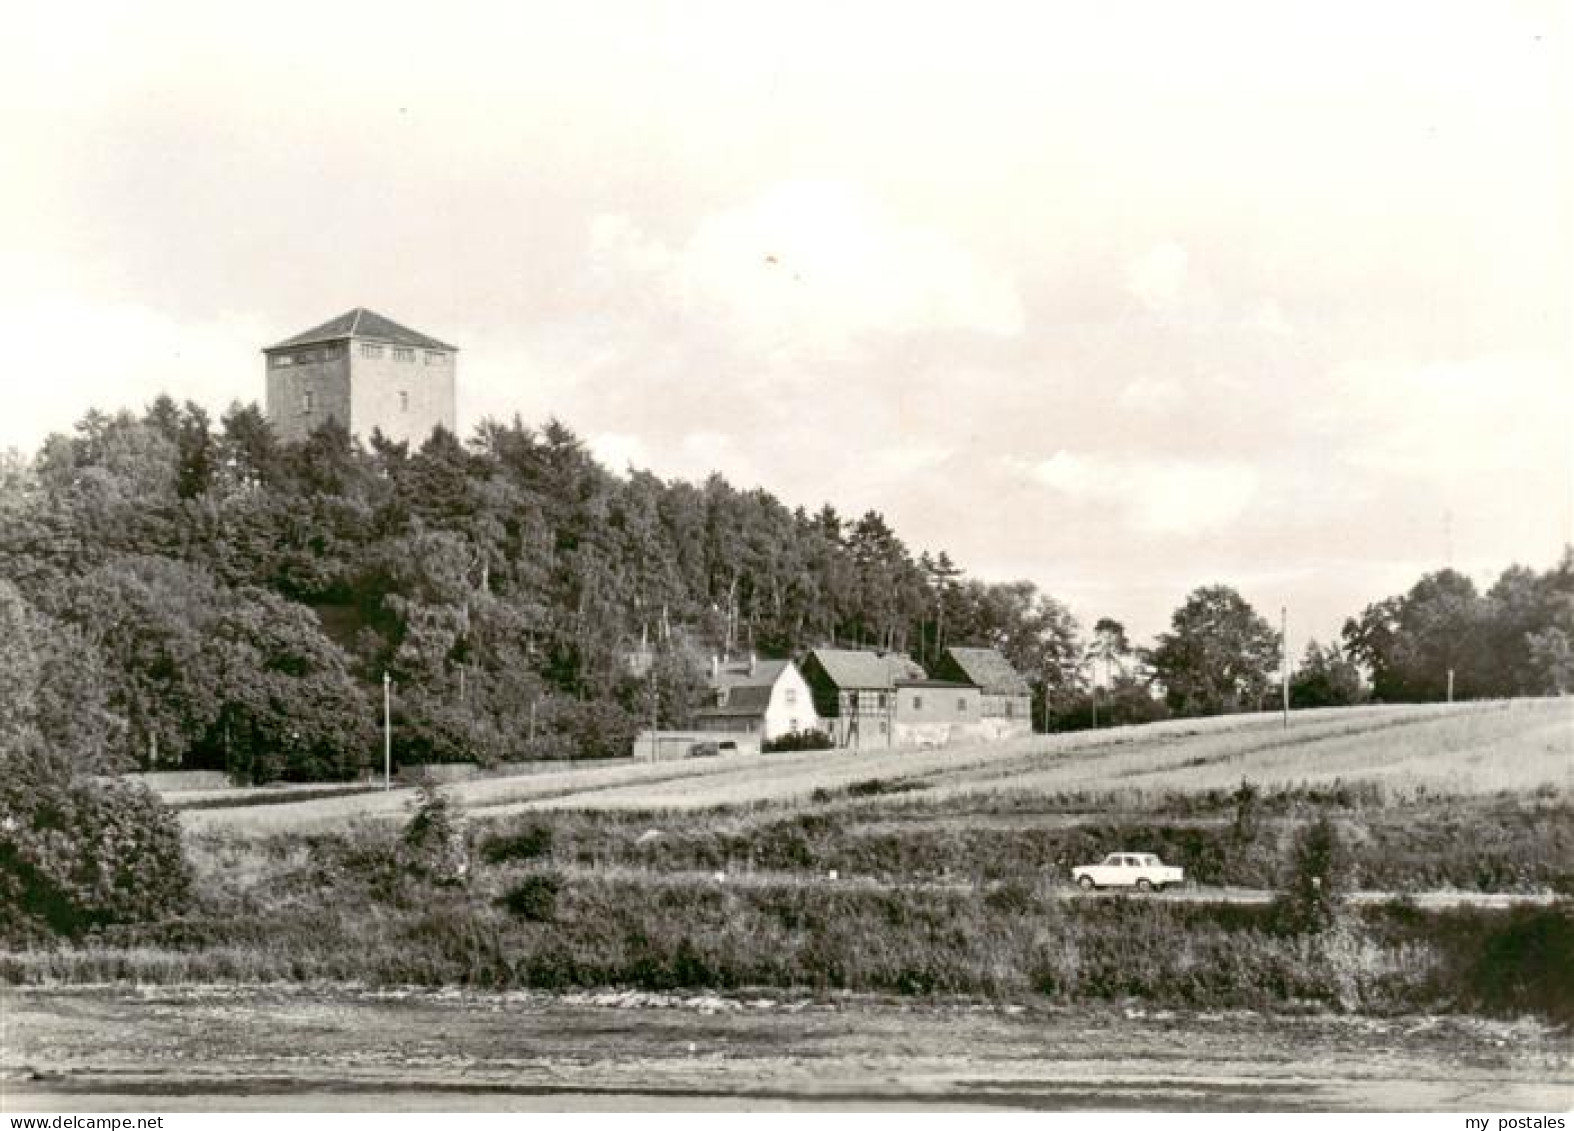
806 648 926 690
941 646 1033 695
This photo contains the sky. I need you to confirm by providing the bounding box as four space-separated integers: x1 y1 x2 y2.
3 0 1570 648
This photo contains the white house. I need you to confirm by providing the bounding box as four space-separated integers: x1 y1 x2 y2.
692 655 821 742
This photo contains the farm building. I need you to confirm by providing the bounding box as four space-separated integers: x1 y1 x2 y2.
933 646 1034 738
891 679 984 747
800 649 922 748
801 648 988 748
631 730 760 760
691 655 821 742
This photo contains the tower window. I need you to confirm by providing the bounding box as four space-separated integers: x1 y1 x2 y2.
302 390 315 414
393 347 415 362
399 391 409 412
361 343 384 359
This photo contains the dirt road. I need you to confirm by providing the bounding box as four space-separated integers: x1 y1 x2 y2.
4 986 1569 1112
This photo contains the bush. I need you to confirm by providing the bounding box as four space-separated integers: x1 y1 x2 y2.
763 729 834 753
499 872 561 922
1275 816 1352 934
0 744 192 937
402 784 469 885
481 820 555 864
1452 904 1574 1023
535 699 640 760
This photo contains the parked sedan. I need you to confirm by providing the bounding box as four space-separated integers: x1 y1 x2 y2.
1072 852 1184 892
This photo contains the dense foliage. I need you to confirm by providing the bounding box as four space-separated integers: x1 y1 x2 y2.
0 402 1099 775
1343 559 1574 701
0 742 192 939
3 400 1570 780
1146 586 1282 715
0 577 194 936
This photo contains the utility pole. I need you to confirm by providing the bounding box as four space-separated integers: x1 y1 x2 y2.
1042 666 1055 735
1281 605 1290 730
383 671 392 791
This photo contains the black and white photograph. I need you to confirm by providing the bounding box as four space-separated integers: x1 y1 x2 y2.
1 0 1570 1118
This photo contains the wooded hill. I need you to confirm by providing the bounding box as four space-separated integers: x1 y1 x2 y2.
1 398 1569 781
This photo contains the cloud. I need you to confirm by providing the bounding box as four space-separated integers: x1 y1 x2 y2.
0 287 265 450
1020 451 1259 536
591 180 1024 360
590 429 766 489
1118 375 1187 412
1127 242 1191 313
1320 355 1573 478
588 431 649 475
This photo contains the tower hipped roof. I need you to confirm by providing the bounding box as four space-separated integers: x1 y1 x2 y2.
264 308 457 352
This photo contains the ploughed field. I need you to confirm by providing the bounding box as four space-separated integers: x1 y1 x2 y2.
181 699 1573 834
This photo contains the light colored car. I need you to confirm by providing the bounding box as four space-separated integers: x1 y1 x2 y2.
1072 852 1184 892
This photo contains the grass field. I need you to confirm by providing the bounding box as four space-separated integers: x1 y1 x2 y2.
7 698 1568 1027
183 699 1572 834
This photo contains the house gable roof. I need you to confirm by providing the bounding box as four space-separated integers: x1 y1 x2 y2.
709 658 790 693
805 648 925 690
718 684 774 712
264 308 458 352
939 646 1032 695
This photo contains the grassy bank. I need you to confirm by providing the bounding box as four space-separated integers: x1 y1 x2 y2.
4 868 1568 1022
5 804 1571 1022
475 787 1573 892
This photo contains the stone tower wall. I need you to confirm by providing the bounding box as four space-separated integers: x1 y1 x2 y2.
265 349 352 444
348 346 457 447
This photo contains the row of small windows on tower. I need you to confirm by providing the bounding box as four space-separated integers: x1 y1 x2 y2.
273 346 448 367
271 346 343 367
359 344 447 365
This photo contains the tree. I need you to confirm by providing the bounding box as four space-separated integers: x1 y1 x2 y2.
1088 618 1132 675
1085 617 1132 725
947 579 1082 687
0 736 191 938
1289 640 1366 708
1343 553 1574 701
1147 585 1281 716
1275 816 1351 934
1344 570 1494 701
1526 627 1574 695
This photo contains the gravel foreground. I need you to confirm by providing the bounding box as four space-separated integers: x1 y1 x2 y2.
3 985 1570 1112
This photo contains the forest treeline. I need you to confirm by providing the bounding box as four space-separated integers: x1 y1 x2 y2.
1 398 1570 782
